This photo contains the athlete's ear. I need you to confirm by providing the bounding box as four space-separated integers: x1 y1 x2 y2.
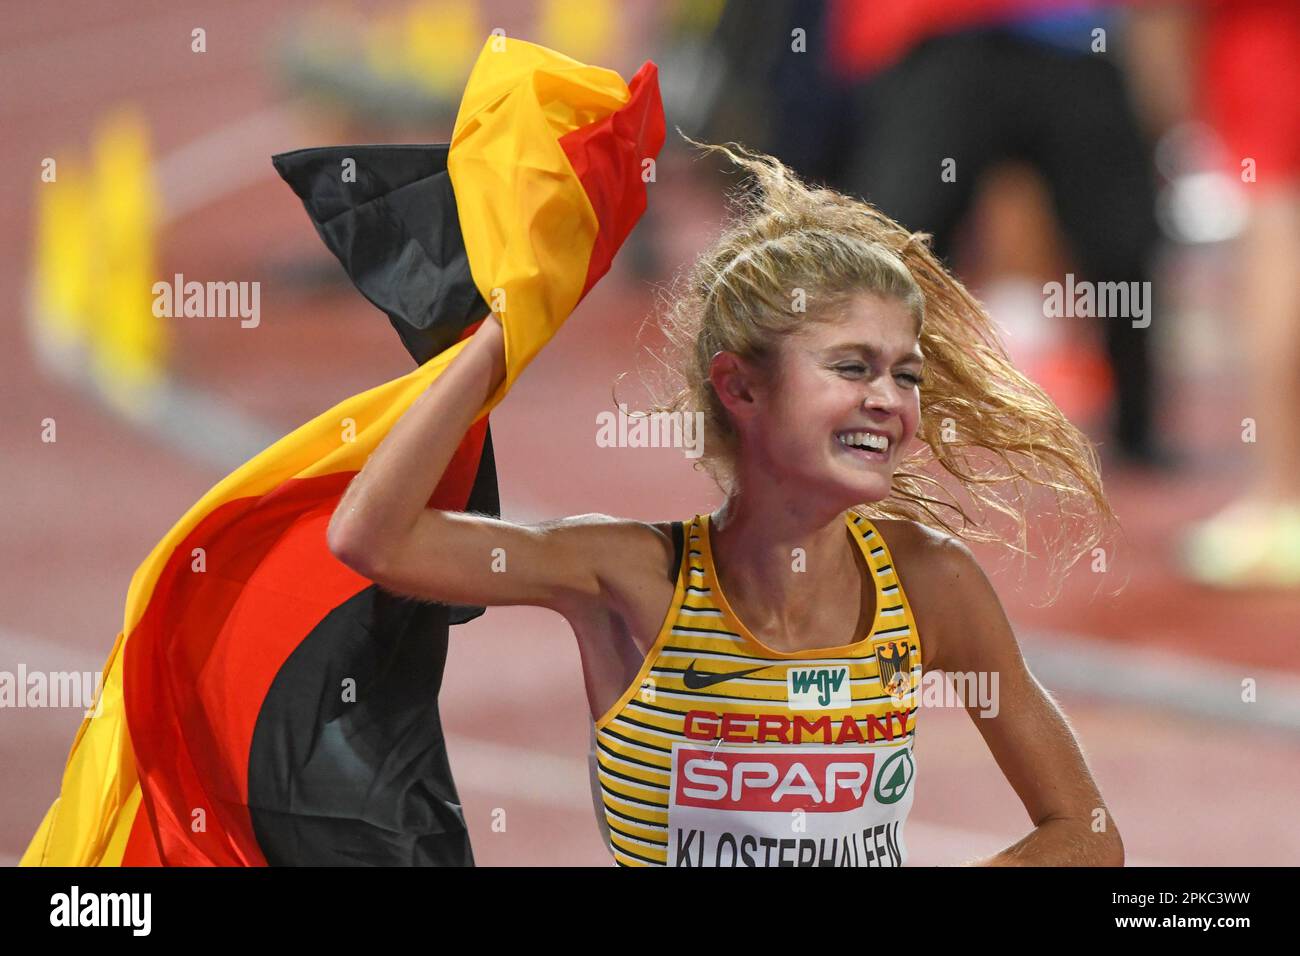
709 349 768 429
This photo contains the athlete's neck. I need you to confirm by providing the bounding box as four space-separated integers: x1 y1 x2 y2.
708 496 869 648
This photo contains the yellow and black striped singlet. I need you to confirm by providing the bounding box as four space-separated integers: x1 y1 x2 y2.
591 510 922 867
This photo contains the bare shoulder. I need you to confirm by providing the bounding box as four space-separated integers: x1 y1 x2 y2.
872 517 977 573
871 517 990 673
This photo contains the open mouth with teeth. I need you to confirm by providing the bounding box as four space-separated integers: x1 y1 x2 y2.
835 430 891 462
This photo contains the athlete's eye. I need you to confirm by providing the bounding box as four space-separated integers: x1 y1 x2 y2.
835 364 868 376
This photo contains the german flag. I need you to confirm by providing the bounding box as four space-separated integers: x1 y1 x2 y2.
21 37 664 866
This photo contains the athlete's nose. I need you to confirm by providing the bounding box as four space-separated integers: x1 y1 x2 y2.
861 377 903 417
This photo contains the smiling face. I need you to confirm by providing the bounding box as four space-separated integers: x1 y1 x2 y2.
716 292 924 510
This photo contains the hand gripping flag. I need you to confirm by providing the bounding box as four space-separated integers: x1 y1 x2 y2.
21 37 664 866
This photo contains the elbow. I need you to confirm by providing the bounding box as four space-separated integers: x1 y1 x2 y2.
327 517 385 580
1109 825 1125 868
1086 814 1124 867
1097 806 1124 866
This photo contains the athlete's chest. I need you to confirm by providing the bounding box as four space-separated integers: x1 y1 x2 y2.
576 514 938 728
591 513 929 866
673 526 941 676
594 654 919 868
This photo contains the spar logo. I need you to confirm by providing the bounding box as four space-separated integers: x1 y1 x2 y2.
786 665 851 709
673 746 874 813
874 747 915 805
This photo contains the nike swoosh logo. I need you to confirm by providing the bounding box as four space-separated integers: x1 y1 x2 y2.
681 659 769 689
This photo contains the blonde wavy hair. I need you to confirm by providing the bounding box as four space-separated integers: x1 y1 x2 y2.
625 139 1121 601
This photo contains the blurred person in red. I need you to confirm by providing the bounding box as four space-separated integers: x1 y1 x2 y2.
1179 0 1300 587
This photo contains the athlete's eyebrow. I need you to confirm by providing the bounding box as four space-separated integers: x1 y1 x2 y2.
825 342 925 368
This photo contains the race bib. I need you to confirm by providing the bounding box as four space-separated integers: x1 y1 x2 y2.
666 741 916 867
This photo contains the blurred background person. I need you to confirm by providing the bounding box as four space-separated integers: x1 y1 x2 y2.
1179 0 1300 588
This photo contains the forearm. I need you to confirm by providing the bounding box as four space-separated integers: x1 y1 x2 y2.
965 816 1124 867
328 316 506 564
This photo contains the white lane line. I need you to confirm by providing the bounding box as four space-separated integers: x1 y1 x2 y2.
154 104 308 222
0 624 110 665
134 376 284 472
1020 628 1300 735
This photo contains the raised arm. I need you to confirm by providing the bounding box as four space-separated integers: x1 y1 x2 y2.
326 315 611 618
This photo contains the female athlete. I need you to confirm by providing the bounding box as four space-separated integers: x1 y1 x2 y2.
326 141 1124 868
